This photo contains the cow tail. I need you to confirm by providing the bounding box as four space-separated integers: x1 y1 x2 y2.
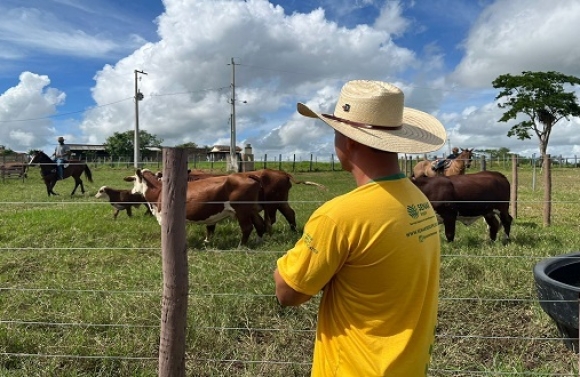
246 174 266 207
287 173 327 191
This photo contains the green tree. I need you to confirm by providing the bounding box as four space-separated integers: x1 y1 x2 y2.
0 147 15 156
175 142 198 150
492 71 580 158
474 147 511 160
104 130 163 160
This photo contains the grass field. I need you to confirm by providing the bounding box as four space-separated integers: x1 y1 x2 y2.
0 163 579 376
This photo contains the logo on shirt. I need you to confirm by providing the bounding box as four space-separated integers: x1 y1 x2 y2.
408 201 432 219
407 204 420 219
303 233 318 254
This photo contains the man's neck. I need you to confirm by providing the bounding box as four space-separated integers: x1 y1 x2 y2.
349 153 401 186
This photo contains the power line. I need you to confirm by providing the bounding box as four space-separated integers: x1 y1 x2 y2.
0 97 133 123
0 86 231 124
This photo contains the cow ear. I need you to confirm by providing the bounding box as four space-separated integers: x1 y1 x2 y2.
123 176 135 182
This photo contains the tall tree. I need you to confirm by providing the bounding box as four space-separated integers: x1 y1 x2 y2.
0 147 15 156
175 142 198 149
104 130 163 160
492 71 580 158
474 147 511 160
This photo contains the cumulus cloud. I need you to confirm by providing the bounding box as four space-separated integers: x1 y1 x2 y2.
2 0 580 158
452 0 580 87
77 0 416 156
0 72 65 151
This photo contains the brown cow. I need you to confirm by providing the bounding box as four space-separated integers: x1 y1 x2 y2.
412 171 512 242
95 185 152 219
176 168 326 233
125 169 266 247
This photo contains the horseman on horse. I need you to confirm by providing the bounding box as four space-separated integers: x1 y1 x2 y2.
431 147 460 175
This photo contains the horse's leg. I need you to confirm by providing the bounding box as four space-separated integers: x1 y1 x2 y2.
70 179 79 196
48 178 59 196
70 177 84 196
79 177 86 194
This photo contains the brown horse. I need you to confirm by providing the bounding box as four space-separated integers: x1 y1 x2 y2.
29 150 93 196
412 148 474 178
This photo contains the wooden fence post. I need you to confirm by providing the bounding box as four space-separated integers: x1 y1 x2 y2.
543 154 551 227
158 148 189 377
510 154 518 219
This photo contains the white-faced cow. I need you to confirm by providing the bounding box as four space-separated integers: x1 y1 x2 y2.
95 185 152 219
412 171 513 242
181 168 326 233
125 169 266 247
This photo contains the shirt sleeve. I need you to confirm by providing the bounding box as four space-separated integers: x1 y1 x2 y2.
276 211 349 296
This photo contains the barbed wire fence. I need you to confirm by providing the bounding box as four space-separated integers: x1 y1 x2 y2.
0 150 579 375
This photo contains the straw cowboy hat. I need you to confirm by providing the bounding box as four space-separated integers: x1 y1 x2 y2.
57 136 65 142
297 80 446 154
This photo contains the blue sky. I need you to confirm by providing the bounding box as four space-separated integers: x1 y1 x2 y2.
1 0 580 159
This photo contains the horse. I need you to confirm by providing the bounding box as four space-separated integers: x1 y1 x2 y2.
29 150 93 196
412 171 512 242
412 148 474 178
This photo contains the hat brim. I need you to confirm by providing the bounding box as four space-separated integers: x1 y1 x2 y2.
297 103 446 154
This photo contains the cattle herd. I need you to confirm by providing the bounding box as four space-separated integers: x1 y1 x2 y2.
91 165 511 246
94 168 327 247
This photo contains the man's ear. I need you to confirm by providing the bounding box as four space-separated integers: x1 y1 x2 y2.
346 137 358 151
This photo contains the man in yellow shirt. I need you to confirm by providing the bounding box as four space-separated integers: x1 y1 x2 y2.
274 80 446 376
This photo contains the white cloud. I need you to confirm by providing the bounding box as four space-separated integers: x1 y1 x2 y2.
0 72 66 151
78 0 416 156
0 7 123 58
2 0 580 159
374 1 409 36
452 0 580 87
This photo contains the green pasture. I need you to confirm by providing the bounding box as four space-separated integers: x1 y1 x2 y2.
0 164 578 376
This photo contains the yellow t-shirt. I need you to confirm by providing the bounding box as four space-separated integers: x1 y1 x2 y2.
277 174 440 376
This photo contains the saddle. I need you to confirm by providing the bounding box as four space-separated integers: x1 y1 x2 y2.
53 160 70 168
431 159 451 172
49 161 70 176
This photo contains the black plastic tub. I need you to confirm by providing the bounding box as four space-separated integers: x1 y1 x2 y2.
533 252 580 353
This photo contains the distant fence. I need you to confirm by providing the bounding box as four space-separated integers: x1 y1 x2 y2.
1 149 579 375
75 152 580 174
0 155 27 182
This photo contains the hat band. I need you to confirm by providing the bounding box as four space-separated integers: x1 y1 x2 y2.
322 114 402 130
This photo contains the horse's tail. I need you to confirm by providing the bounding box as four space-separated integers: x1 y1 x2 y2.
84 164 93 183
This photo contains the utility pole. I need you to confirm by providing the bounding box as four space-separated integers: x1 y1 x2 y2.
134 69 147 168
228 58 238 173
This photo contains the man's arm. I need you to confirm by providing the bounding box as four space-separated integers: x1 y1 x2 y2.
273 268 312 307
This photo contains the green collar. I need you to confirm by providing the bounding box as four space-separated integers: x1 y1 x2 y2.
370 172 406 183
